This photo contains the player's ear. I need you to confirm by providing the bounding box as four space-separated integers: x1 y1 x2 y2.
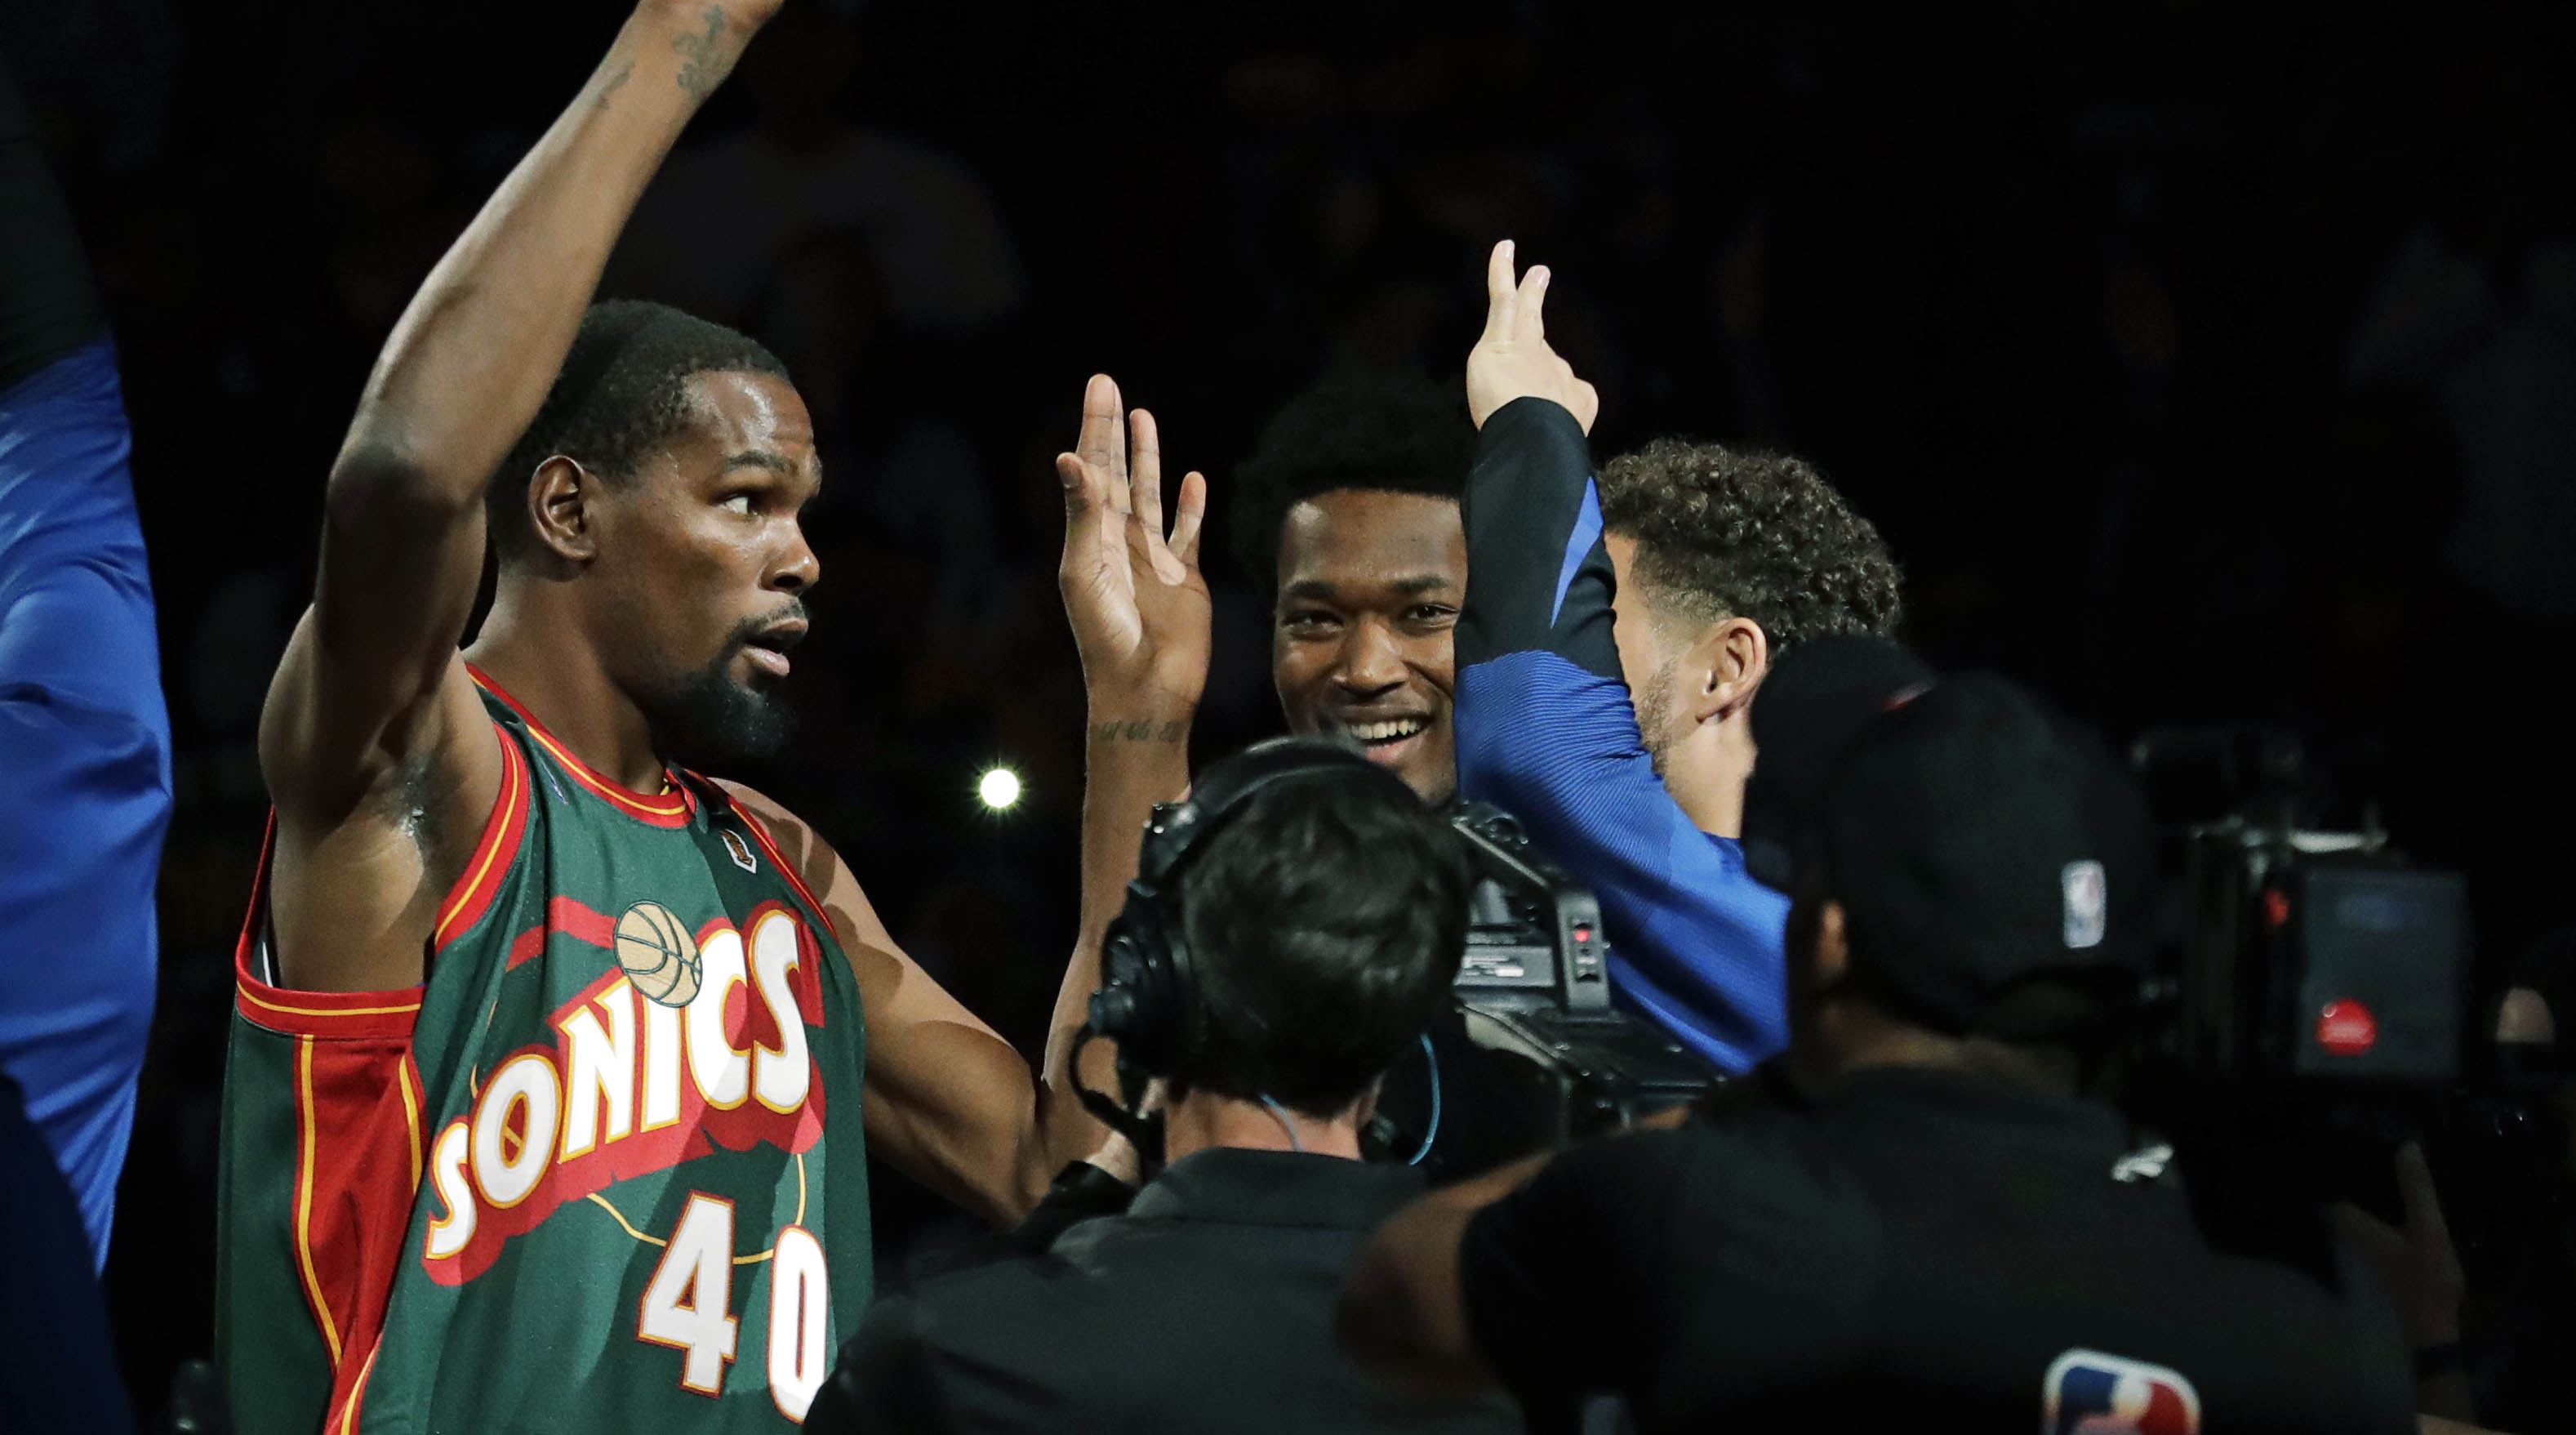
1686 616 1768 724
527 455 600 564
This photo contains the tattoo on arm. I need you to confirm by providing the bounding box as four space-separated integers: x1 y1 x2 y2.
592 60 634 112
1092 719 1189 743
672 5 732 103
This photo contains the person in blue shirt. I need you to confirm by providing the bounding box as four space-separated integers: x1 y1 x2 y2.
1451 241 1902 1073
0 52 166 1435
0 59 171 1267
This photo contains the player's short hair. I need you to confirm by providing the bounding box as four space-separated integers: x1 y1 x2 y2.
1172 766 1471 1117
486 300 789 560
1597 438 1903 648
1228 372 1476 586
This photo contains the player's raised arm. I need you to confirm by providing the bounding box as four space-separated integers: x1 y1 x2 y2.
1046 374 1210 1092
258 0 782 991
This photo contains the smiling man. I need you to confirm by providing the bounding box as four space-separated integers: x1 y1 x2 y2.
1235 375 1478 803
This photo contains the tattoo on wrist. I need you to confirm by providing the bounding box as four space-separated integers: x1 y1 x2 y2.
672 5 732 102
1092 719 1188 744
593 60 634 112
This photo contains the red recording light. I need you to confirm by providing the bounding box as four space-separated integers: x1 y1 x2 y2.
1572 924 1593 944
2316 999 2379 1057
2261 889 2290 929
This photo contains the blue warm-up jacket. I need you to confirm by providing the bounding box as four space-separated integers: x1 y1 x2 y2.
1453 398 1788 1072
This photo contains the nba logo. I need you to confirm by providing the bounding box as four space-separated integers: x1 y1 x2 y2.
2062 860 2107 950
2043 1348 2200 1435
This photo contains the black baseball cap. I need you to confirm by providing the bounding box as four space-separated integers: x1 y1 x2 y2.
1814 674 2156 1040
1742 635 1938 894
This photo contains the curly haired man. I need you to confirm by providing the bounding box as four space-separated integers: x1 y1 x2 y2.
1450 242 1902 1073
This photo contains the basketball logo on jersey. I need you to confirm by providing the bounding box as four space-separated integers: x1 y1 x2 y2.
420 899 830 1286
616 900 702 1005
719 827 759 874
2043 1348 2200 1435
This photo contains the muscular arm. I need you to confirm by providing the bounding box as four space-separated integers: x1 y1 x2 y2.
720 782 1116 1225
257 2 774 992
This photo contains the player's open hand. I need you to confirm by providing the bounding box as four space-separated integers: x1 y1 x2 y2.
1057 375 1212 710
1466 240 1599 434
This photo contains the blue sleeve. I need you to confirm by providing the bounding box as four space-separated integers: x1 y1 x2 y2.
0 338 169 1268
1453 399 1788 1072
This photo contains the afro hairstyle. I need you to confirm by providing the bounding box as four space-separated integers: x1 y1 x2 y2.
1228 372 1476 587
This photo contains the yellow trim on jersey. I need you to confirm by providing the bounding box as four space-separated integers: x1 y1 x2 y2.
337 1339 382 1435
294 1036 346 1367
433 730 529 946
582 1151 808 1264
239 987 422 1021
398 1059 425 1191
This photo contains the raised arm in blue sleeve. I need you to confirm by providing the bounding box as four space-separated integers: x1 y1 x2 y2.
1452 398 1787 1072
2 60 170 1272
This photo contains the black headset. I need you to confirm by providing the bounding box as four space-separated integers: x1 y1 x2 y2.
1072 736 1426 1165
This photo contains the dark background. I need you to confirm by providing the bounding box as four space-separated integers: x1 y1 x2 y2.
6 0 2574 1419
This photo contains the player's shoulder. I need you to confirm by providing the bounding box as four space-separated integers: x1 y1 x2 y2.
705 778 827 865
709 777 797 831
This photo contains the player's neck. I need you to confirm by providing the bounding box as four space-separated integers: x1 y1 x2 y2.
466 594 667 794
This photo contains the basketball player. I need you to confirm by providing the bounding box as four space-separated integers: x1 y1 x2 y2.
220 3 1200 1429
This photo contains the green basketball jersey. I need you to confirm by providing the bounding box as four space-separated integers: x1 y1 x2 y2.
218 672 871 1433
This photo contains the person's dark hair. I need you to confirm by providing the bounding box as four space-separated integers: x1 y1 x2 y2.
1228 372 1476 585
486 299 789 559
1170 769 1472 1116
1596 439 1902 648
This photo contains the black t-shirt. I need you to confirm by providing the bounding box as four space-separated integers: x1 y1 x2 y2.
809 1147 1519 1435
1459 1067 2418 1433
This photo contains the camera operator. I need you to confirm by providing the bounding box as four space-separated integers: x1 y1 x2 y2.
803 738 1517 1434
1454 241 1903 1075
1339 668 2419 1433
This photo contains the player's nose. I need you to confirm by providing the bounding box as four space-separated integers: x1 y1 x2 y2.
1332 616 1406 691
771 522 821 593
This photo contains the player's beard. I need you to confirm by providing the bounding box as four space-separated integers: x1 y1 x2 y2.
638 629 796 769
1635 654 1680 782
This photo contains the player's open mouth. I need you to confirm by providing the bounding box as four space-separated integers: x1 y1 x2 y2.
741 621 807 680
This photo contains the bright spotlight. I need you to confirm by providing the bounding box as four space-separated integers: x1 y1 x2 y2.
977 767 1023 811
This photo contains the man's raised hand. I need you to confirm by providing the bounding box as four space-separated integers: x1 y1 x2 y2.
1056 374 1212 711
1466 239 1600 434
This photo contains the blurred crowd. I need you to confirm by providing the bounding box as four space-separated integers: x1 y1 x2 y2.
5 0 2574 1414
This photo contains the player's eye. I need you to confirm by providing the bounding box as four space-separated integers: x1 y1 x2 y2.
719 492 756 516
1406 604 1459 626
1280 610 1340 635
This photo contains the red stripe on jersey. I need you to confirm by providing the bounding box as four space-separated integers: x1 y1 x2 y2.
503 895 621 970
294 1040 426 1424
434 725 533 950
469 666 692 827
731 804 833 930
233 816 425 1040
